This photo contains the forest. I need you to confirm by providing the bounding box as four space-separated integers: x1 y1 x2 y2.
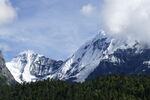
0 74 150 100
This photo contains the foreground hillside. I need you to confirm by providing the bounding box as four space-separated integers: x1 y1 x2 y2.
0 75 150 100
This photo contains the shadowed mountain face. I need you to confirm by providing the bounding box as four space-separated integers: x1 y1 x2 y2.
0 51 16 85
6 31 150 83
86 48 150 80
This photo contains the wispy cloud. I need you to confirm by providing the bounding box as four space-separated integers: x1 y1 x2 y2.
0 43 11 52
81 4 95 16
0 0 17 25
0 0 100 61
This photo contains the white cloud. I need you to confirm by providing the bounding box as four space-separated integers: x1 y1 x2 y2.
0 43 11 51
81 4 95 16
0 0 17 24
100 0 150 43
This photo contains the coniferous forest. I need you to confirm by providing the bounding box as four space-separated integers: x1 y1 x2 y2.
0 75 150 100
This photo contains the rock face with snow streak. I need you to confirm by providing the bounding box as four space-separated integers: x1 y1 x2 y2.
55 31 143 82
6 51 63 83
6 31 150 83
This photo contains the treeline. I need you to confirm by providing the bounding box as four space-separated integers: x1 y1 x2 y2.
0 75 7 86
0 75 150 100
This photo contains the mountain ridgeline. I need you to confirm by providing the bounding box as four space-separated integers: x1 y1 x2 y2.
6 31 150 83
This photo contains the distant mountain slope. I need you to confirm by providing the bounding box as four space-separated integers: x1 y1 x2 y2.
0 51 16 85
6 31 150 83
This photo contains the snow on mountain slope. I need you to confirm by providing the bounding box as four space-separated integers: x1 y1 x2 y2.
7 30 150 83
55 31 140 82
6 50 63 83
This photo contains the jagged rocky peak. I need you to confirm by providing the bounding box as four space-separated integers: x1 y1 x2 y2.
6 30 150 83
6 50 63 83
54 31 141 82
0 51 16 85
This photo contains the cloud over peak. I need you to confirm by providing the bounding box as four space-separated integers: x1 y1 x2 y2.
100 0 150 43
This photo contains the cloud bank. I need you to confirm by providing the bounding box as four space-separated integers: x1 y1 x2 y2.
0 0 17 24
101 0 150 43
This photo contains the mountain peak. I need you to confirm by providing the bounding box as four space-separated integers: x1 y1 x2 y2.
20 50 35 54
18 50 43 57
6 50 63 83
6 31 150 83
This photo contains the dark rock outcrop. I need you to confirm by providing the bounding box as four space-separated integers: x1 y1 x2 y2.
0 51 16 85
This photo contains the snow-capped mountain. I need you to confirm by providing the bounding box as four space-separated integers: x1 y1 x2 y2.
6 50 63 83
54 31 143 82
6 31 150 83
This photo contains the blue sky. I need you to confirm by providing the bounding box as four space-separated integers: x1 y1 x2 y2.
0 0 102 61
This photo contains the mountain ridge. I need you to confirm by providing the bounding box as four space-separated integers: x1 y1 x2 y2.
6 31 150 83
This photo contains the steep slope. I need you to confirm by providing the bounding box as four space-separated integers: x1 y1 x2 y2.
0 51 16 85
6 31 150 83
6 50 63 83
54 31 143 82
86 47 150 80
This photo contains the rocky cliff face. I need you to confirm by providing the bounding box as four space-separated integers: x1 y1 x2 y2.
6 50 63 83
0 51 16 85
